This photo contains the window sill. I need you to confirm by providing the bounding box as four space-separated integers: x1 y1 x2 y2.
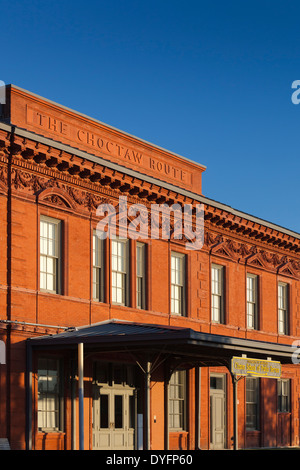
38 430 65 434
169 429 187 433
40 289 60 295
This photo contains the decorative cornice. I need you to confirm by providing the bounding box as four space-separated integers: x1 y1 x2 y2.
0 129 299 261
204 206 300 254
206 231 300 278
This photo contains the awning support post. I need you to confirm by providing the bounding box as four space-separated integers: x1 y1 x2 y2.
164 365 170 451
232 373 238 450
78 342 84 450
230 372 244 450
196 366 201 450
145 361 151 450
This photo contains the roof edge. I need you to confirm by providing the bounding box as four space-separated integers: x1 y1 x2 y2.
7 84 207 171
1 121 298 241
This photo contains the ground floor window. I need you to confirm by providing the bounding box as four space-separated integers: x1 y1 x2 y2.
278 379 291 412
37 358 63 432
169 370 186 431
246 377 260 430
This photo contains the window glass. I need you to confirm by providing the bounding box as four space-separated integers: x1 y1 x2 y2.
169 370 186 430
136 243 146 309
211 264 224 323
40 217 61 293
37 358 62 431
246 377 260 430
93 231 104 301
278 379 290 412
278 283 288 335
247 274 258 329
171 253 185 316
112 239 129 305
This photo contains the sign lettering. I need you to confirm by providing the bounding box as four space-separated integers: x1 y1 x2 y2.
25 104 192 186
231 356 281 378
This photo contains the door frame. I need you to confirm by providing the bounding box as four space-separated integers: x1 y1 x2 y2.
92 362 137 450
209 373 227 449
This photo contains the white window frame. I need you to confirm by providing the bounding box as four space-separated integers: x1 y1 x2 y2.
211 264 224 323
40 216 61 294
247 274 258 329
170 252 186 316
246 377 260 431
111 238 129 306
93 231 105 302
277 379 291 413
37 357 63 432
278 282 289 335
169 370 186 431
136 242 146 309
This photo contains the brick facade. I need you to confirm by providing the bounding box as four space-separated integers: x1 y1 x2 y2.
0 85 299 450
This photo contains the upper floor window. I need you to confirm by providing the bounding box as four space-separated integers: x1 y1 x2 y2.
170 252 186 316
93 231 105 302
247 274 258 329
111 238 129 306
136 242 146 309
40 216 61 294
211 264 224 323
278 282 289 335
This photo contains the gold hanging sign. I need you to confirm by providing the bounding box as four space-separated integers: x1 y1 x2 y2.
231 356 281 378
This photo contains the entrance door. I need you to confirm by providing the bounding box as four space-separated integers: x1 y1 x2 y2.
210 374 226 449
92 363 136 450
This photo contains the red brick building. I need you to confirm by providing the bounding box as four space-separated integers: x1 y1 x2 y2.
0 85 299 450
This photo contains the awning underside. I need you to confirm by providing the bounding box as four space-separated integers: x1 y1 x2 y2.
27 319 295 367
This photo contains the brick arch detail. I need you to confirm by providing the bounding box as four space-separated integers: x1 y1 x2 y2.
37 186 76 210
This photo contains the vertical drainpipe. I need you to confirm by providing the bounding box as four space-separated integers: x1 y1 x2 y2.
25 341 32 450
7 126 14 445
78 342 84 450
197 367 201 449
164 367 169 450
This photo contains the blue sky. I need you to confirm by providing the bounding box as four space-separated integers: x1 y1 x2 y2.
2 0 300 233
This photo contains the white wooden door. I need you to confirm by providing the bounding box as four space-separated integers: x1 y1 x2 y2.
210 374 226 449
93 386 135 450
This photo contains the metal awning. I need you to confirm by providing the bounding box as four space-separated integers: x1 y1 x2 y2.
26 319 296 451
27 318 294 365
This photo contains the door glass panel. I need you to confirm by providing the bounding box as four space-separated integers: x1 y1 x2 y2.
100 394 109 428
210 376 223 390
114 365 124 384
129 394 135 429
98 365 108 384
115 395 123 429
